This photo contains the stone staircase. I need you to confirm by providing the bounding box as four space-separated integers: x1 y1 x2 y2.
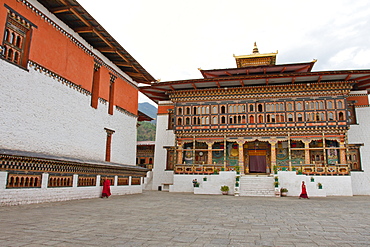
239 175 276 197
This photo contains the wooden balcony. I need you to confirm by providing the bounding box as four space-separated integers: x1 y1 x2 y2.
175 164 225 174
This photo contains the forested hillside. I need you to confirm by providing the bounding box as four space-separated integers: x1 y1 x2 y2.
137 102 157 141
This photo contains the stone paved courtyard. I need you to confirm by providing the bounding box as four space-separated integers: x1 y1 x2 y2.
0 191 370 246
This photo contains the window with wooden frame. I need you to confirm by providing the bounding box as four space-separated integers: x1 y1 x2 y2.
1 7 36 68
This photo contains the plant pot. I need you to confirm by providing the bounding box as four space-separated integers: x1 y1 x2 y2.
311 178 314 182
281 192 287 197
222 191 228 195
203 178 207 181
318 185 323 189
235 183 239 187
236 177 240 181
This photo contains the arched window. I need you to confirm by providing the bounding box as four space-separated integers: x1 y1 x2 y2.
206 106 209 114
4 29 9 42
258 115 263 123
327 101 333 109
221 116 226 124
267 115 271 122
280 103 284 111
328 112 334 121
338 101 343 109
297 113 303 122
338 112 344 121
258 104 263 112
14 52 19 63
266 104 271 112
177 118 182 125
249 104 254 112
212 116 218 124
16 36 22 48
319 101 324 109
212 106 218 114
178 108 182 115
271 114 276 123
288 114 293 122
315 102 319 110
241 115 246 123
7 48 13 60
296 102 302 110
205 117 209 124
320 112 325 121
229 116 233 124
229 105 233 113
186 107 190 115
185 117 190 125
249 115 254 123
193 107 197 115
201 117 205 125
221 106 226 113
10 32 15 44
287 103 292 111
280 114 285 122
193 117 197 125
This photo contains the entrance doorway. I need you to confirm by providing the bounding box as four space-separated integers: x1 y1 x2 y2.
249 152 267 173
245 141 269 173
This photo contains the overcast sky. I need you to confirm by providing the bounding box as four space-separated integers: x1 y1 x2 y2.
78 0 370 106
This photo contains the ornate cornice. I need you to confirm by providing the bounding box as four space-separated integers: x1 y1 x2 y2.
169 81 353 103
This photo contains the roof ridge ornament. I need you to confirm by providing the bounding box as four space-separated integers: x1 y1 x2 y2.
253 42 259 54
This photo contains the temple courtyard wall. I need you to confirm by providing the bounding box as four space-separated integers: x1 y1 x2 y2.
0 59 137 165
0 172 143 206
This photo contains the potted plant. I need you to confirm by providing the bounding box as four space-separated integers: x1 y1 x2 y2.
235 166 240 175
274 181 279 188
274 176 278 182
280 188 288 196
297 169 303 175
203 177 207 181
236 176 240 181
317 182 323 189
273 165 278 174
310 177 314 182
235 181 239 187
194 182 200 187
220 185 229 195
213 169 219 174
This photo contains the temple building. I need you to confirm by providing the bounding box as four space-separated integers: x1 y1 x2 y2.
141 43 370 196
0 0 155 205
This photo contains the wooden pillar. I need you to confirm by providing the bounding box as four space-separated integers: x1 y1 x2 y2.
288 134 292 171
237 140 245 175
269 139 277 173
302 139 311 164
223 136 227 170
206 141 214 165
177 142 183 164
339 137 347 164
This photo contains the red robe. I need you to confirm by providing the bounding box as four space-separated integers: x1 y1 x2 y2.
102 179 111 197
299 184 309 199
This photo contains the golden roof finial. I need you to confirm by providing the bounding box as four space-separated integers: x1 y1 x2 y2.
253 42 259 54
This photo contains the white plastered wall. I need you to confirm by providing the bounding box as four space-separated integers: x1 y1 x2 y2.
0 59 137 165
151 104 175 190
348 96 370 195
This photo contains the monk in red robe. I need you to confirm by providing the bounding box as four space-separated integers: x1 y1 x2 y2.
299 181 309 199
102 179 111 198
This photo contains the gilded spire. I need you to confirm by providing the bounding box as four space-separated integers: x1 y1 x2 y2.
253 42 259 54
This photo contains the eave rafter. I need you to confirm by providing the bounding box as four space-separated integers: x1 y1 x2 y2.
317 75 322 83
292 77 296 84
239 80 245 86
192 83 197 89
216 81 221 88
280 67 287 73
169 85 175 91
295 65 310 72
345 74 352 81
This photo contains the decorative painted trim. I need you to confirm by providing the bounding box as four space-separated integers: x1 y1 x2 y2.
355 105 370 108
169 81 353 102
28 60 91 96
116 105 138 118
